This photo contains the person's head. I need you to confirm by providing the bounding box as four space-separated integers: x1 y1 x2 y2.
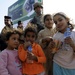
5 31 20 50
44 14 54 29
26 22 37 32
17 20 23 28
24 27 37 44
53 12 74 33
33 2 43 15
4 16 11 26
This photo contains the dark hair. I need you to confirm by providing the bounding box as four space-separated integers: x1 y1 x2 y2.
43 14 52 23
53 12 74 30
4 16 11 19
18 20 22 25
0 34 7 51
5 31 20 41
24 27 37 39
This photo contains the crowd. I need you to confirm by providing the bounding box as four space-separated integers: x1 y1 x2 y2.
0 2 75 75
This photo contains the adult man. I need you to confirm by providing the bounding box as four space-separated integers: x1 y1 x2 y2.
17 20 23 34
31 2 44 32
1 16 14 35
17 20 24 44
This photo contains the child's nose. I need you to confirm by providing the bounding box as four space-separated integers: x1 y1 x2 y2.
15 39 19 43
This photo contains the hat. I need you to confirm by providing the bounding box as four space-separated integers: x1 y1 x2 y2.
18 20 22 25
33 2 43 10
4 16 11 19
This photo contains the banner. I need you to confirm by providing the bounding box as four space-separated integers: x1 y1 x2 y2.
8 0 43 26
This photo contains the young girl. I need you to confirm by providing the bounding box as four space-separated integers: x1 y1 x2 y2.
18 27 46 75
52 12 75 75
37 14 56 43
37 14 57 75
0 31 22 75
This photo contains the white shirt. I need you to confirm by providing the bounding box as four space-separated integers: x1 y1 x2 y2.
53 31 75 69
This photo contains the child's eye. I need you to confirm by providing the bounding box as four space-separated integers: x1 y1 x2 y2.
13 38 16 40
59 19 62 22
13 38 19 42
46 18 53 21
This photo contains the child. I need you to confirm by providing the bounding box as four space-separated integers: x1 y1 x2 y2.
37 14 56 43
52 12 75 75
0 31 22 75
18 27 46 75
37 14 57 75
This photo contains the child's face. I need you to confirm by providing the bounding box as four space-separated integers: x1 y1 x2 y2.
44 16 54 29
53 15 68 32
6 34 20 50
25 32 36 44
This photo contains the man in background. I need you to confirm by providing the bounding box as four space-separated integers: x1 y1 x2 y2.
1 16 14 35
30 2 44 32
17 20 24 44
17 20 23 34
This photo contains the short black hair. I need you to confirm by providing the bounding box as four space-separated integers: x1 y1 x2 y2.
18 20 22 25
4 16 11 19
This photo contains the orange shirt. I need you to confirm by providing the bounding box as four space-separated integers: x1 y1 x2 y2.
18 43 46 74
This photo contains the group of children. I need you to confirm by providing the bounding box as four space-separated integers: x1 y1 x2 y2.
0 12 75 75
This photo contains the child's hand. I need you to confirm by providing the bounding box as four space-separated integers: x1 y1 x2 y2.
27 52 38 61
47 41 55 49
48 40 62 53
24 41 32 50
64 37 74 47
41 37 53 49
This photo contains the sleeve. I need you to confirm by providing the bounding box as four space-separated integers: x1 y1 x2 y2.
37 31 43 44
0 52 10 75
36 44 46 63
18 45 27 62
38 31 43 39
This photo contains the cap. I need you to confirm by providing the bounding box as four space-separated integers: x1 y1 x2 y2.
18 20 22 25
4 16 11 19
33 2 43 10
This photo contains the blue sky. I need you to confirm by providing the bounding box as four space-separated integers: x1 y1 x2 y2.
0 0 75 32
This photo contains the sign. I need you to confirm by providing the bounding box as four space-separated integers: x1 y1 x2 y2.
8 0 43 26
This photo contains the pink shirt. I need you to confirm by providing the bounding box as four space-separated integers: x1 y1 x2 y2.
0 49 22 75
